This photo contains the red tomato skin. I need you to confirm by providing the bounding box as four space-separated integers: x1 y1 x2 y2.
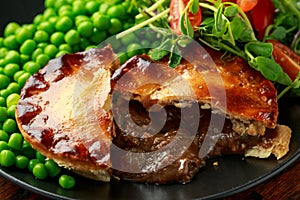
251 0 275 39
237 0 258 12
169 0 202 35
269 40 300 81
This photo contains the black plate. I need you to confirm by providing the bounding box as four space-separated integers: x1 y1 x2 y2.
1 1 300 200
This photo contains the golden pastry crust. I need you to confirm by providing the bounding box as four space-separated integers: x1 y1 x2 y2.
112 47 278 130
16 46 118 181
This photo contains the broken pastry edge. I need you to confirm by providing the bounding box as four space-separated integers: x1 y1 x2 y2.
245 124 292 159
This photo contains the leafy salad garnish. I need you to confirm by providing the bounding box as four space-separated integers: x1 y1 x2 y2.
117 0 300 99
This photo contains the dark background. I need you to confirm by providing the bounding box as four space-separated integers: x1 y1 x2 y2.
0 0 44 35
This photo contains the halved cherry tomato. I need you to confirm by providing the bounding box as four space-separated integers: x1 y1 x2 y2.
269 40 300 81
169 0 202 35
237 0 258 12
251 0 274 39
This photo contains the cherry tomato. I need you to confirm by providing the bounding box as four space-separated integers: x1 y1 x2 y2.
169 0 202 35
237 0 258 12
251 0 274 39
269 40 300 81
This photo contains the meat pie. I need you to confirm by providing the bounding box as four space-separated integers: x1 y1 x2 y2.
16 46 118 182
16 44 291 184
111 44 291 183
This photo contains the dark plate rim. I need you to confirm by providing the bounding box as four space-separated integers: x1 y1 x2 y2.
1 148 300 200
202 151 300 200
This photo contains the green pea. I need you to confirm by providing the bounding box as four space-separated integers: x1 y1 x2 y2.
0 141 9 151
141 40 150 47
33 14 44 25
3 35 19 50
92 13 111 31
20 54 30 65
23 61 41 75
90 29 107 44
45 159 61 177
4 22 20 37
20 39 37 55
21 140 36 159
0 60 6 68
44 44 58 58
6 93 20 108
118 52 128 64
108 18 123 35
4 63 20 77
110 39 122 50
36 54 50 67
77 21 93 38
0 74 10 89
23 24 36 34
8 133 23 151
54 0 67 9
55 16 73 33
0 89 13 98
43 8 57 19
64 30 80 45
0 130 9 142
58 5 72 14
7 82 21 94
50 32 65 46
37 42 48 50
59 10 75 19
99 4 109 14
34 30 49 43
0 107 7 122
15 155 29 169
5 50 20 64
48 16 59 26
59 175 75 189
0 97 6 107
38 21 55 34
13 70 25 82
33 163 48 179
0 47 8 58
45 0 56 8
86 1 100 15
0 150 16 167
72 1 86 16
16 27 34 44
28 158 40 172
59 44 72 52
123 22 133 30
2 118 17 133
107 5 126 20
126 43 143 58
36 151 46 162
31 48 43 61
17 72 31 87
7 105 16 119
56 50 70 58
121 32 137 45
75 15 90 27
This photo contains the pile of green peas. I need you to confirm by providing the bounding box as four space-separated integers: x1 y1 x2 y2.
0 0 141 190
